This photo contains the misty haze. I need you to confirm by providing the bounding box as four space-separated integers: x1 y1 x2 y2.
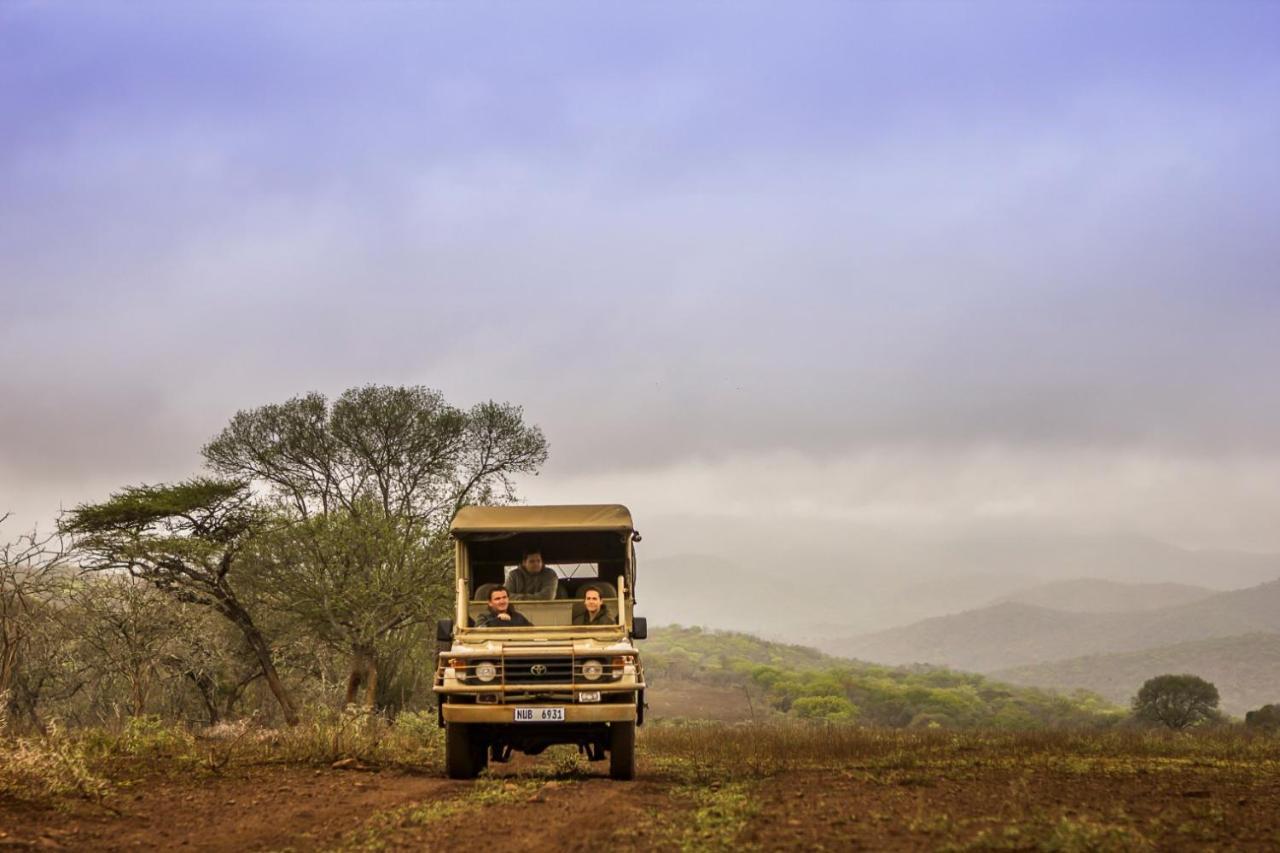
3 2 1280 849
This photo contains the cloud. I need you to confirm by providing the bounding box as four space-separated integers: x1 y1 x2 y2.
2 1 1279 556
523 446 1280 555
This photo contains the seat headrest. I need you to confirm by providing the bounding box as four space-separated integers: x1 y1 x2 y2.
580 581 617 599
473 582 500 602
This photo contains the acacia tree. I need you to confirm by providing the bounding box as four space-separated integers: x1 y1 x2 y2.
202 385 548 707
1132 674 1220 730
61 479 300 725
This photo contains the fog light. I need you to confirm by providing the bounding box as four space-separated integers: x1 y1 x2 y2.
578 691 602 703
477 693 499 704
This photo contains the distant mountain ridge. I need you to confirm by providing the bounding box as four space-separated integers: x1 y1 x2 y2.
996 578 1214 613
992 633 1280 716
828 578 1280 672
640 535 1280 641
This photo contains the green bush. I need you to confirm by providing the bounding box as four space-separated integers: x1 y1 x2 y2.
791 695 857 721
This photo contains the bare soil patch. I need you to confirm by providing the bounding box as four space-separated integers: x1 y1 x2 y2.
0 765 452 851
4 732 1280 851
748 765 1280 851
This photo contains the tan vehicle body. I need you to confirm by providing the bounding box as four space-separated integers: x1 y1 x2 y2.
433 504 647 779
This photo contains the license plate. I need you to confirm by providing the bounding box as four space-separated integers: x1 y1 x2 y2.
514 707 565 722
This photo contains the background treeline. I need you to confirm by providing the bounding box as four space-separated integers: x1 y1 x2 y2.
2 385 547 730
644 625 1126 729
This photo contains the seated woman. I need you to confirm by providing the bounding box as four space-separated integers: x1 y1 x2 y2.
572 585 613 625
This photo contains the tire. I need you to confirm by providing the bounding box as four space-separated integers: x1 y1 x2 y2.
609 721 636 780
445 723 480 779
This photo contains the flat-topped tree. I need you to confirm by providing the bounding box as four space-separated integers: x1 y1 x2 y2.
61 478 300 725
202 385 548 707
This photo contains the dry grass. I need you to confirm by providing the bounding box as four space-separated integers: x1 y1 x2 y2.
640 720 1280 778
0 702 445 807
0 699 111 804
3 715 1279 849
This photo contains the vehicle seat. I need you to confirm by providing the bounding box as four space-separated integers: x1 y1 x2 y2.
579 581 617 599
473 582 499 602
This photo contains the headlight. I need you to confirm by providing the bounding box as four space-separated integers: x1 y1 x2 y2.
581 659 604 681
474 662 497 683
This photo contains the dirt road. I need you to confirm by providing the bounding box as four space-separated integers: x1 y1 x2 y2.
3 747 1280 850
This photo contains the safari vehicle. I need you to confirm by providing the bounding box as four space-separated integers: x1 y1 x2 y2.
433 504 647 780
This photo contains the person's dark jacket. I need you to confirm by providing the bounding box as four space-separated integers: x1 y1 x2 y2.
572 604 614 626
475 607 533 628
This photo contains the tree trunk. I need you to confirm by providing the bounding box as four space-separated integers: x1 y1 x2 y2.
247 628 299 726
131 669 149 717
223 670 262 721
186 671 221 726
345 646 378 709
222 601 299 726
0 638 17 697
364 655 378 708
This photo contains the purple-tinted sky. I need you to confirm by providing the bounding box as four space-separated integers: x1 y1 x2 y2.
3 1 1280 575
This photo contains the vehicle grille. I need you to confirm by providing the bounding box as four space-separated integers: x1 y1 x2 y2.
504 656 576 684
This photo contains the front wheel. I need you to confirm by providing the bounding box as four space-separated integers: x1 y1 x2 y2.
609 721 636 780
445 723 486 779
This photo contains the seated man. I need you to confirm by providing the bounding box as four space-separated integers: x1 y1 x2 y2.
505 549 560 600
572 585 614 625
474 585 533 628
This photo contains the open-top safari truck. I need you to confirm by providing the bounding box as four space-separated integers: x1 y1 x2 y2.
433 505 647 779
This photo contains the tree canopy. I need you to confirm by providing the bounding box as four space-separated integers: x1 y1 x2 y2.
1132 674 1220 730
202 386 548 526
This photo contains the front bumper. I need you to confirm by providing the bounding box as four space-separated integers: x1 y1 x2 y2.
442 703 637 724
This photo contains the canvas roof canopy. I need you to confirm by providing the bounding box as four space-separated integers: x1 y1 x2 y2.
450 504 635 536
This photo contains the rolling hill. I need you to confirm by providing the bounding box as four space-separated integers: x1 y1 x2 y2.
643 625 1120 728
827 578 1280 672
992 632 1280 716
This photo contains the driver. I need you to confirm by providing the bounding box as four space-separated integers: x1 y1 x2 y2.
475 586 533 627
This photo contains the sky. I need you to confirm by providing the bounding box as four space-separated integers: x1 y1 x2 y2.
3 2 1280 630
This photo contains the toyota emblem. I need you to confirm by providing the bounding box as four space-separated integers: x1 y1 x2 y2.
530 664 548 676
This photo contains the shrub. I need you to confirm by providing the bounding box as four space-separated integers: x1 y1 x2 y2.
0 702 109 803
791 695 857 721
1244 703 1280 732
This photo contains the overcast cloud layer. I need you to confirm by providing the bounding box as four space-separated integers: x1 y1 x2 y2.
3 2 1280 590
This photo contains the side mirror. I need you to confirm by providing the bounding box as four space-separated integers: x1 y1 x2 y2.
631 616 647 641
436 619 454 643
